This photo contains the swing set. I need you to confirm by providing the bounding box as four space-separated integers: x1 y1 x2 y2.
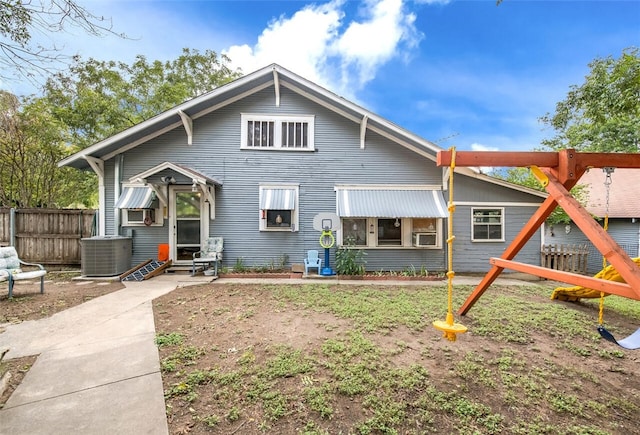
433 148 640 348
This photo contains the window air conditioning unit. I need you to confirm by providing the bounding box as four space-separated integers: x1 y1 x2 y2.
412 232 436 247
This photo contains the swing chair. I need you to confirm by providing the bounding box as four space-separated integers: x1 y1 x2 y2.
593 168 640 350
539 167 640 349
433 147 467 341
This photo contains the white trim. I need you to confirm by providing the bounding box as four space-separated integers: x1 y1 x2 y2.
241 113 315 151
334 184 442 191
471 207 505 242
258 184 299 232
178 110 193 145
273 67 280 107
59 64 442 169
84 156 105 236
456 201 540 207
169 186 210 264
130 161 216 185
360 115 368 149
122 208 163 226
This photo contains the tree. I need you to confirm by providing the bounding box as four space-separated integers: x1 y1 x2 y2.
43 48 241 148
0 90 93 207
493 167 588 225
0 49 241 208
0 0 124 83
495 49 639 224
540 48 640 152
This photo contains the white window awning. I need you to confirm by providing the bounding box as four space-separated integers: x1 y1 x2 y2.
115 187 155 209
337 189 447 218
260 189 296 210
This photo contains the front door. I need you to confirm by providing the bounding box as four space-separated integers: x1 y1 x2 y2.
170 188 208 263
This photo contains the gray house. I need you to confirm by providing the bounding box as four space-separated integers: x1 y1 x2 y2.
544 168 640 274
59 64 545 274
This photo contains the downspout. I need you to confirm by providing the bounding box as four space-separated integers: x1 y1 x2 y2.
114 154 123 235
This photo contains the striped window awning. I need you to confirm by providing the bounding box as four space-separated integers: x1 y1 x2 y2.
260 188 296 210
337 189 447 218
115 187 155 209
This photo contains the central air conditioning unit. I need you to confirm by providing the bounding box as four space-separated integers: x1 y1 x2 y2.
81 236 132 276
412 232 436 247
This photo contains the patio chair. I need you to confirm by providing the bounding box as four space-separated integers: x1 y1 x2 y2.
192 237 224 277
304 250 322 276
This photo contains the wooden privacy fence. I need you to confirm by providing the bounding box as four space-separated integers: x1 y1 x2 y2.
0 208 96 265
541 244 589 275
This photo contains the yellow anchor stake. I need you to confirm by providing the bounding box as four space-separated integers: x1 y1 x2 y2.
433 147 468 341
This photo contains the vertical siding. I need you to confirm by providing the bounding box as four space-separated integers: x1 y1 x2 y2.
104 85 544 272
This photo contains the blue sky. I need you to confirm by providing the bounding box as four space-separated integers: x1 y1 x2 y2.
6 0 639 152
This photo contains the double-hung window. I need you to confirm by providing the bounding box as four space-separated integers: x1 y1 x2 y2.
259 184 299 231
241 114 314 151
472 208 504 241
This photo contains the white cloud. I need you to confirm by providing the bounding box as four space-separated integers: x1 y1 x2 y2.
223 0 422 98
224 1 344 86
471 143 500 152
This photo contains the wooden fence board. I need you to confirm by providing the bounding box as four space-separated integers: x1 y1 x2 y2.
0 208 96 265
541 244 589 275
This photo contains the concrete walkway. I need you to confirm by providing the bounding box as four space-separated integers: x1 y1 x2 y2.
0 274 212 435
0 272 545 434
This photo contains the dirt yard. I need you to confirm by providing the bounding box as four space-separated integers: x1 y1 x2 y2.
2 276 639 434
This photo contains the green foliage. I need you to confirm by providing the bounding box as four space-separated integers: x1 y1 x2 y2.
540 47 640 153
155 332 184 347
158 282 640 434
0 50 241 208
0 91 93 207
233 257 247 272
43 49 241 149
335 238 367 275
493 167 590 225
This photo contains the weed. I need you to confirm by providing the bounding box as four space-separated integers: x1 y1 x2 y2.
155 332 184 347
455 352 496 388
233 257 247 272
226 406 240 422
598 348 625 359
261 390 288 421
304 385 334 418
201 414 220 427
335 238 366 275
265 346 314 379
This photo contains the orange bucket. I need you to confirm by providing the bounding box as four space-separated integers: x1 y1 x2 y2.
158 243 169 261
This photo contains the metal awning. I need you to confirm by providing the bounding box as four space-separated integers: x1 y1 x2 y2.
115 187 155 209
337 189 447 218
260 189 296 210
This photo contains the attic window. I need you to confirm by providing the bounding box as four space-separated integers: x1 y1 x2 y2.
241 114 314 151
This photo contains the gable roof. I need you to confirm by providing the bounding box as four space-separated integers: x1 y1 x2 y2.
580 167 640 218
58 63 443 171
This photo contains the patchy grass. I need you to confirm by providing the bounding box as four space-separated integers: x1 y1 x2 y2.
153 282 640 434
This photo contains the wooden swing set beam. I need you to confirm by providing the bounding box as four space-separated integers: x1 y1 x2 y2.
436 149 640 315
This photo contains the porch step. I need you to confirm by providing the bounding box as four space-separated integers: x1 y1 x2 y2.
165 265 195 274
121 259 172 281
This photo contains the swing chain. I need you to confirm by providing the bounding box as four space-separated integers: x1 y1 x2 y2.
603 167 614 220
599 167 615 326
